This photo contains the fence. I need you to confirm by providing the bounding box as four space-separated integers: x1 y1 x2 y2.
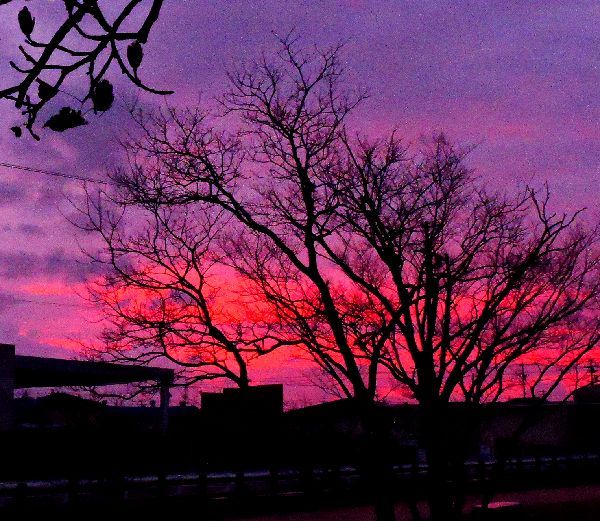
1 452 599 513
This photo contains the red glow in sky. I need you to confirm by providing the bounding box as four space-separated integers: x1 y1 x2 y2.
0 1 598 404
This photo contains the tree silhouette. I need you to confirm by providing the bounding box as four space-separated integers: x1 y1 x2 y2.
78 36 600 521
73 164 295 389
0 0 172 140
331 135 600 519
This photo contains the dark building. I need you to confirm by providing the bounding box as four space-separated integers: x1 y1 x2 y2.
3 342 600 481
0 343 174 433
15 392 104 431
282 398 600 465
201 384 284 419
200 385 285 469
13 393 202 434
0 343 177 481
573 383 600 404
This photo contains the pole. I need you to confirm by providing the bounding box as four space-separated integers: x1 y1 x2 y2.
159 378 170 436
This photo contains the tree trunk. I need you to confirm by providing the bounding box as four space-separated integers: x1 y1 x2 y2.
421 403 460 521
426 443 453 521
360 402 397 521
370 445 396 521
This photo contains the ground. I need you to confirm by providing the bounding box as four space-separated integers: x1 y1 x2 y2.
234 484 600 521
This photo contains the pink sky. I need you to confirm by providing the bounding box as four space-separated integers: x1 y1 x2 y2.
0 1 598 404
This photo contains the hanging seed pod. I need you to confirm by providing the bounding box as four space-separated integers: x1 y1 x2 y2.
44 107 87 132
18 7 35 37
127 41 143 71
10 126 22 138
91 79 114 112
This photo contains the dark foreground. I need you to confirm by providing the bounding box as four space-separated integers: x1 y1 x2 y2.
3 452 600 520
234 485 600 520
1 484 599 521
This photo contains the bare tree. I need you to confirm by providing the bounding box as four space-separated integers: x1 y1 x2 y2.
72 133 292 389
0 0 171 139
335 136 600 400
79 36 600 521
80 35 399 519
332 135 600 518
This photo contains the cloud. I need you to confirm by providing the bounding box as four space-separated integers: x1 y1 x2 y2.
17 223 46 237
0 180 26 206
0 223 46 237
0 249 104 283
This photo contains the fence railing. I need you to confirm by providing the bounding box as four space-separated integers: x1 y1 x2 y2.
1 451 599 511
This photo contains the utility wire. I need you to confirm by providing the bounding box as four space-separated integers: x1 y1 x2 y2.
0 294 92 308
0 161 111 185
0 162 107 309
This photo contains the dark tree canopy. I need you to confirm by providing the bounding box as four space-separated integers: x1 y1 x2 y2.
0 0 172 140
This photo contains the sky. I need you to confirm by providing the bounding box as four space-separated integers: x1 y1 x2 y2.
0 1 598 405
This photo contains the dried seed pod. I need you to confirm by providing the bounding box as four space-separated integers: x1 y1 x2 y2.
127 41 143 71
91 80 114 112
18 7 35 37
44 107 87 132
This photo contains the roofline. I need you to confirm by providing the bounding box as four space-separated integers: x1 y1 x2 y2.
14 354 174 389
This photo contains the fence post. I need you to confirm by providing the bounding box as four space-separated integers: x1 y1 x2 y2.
234 468 246 499
67 475 78 506
197 460 208 500
301 464 315 498
269 465 279 496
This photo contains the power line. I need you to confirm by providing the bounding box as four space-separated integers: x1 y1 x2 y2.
0 294 92 309
0 161 111 185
